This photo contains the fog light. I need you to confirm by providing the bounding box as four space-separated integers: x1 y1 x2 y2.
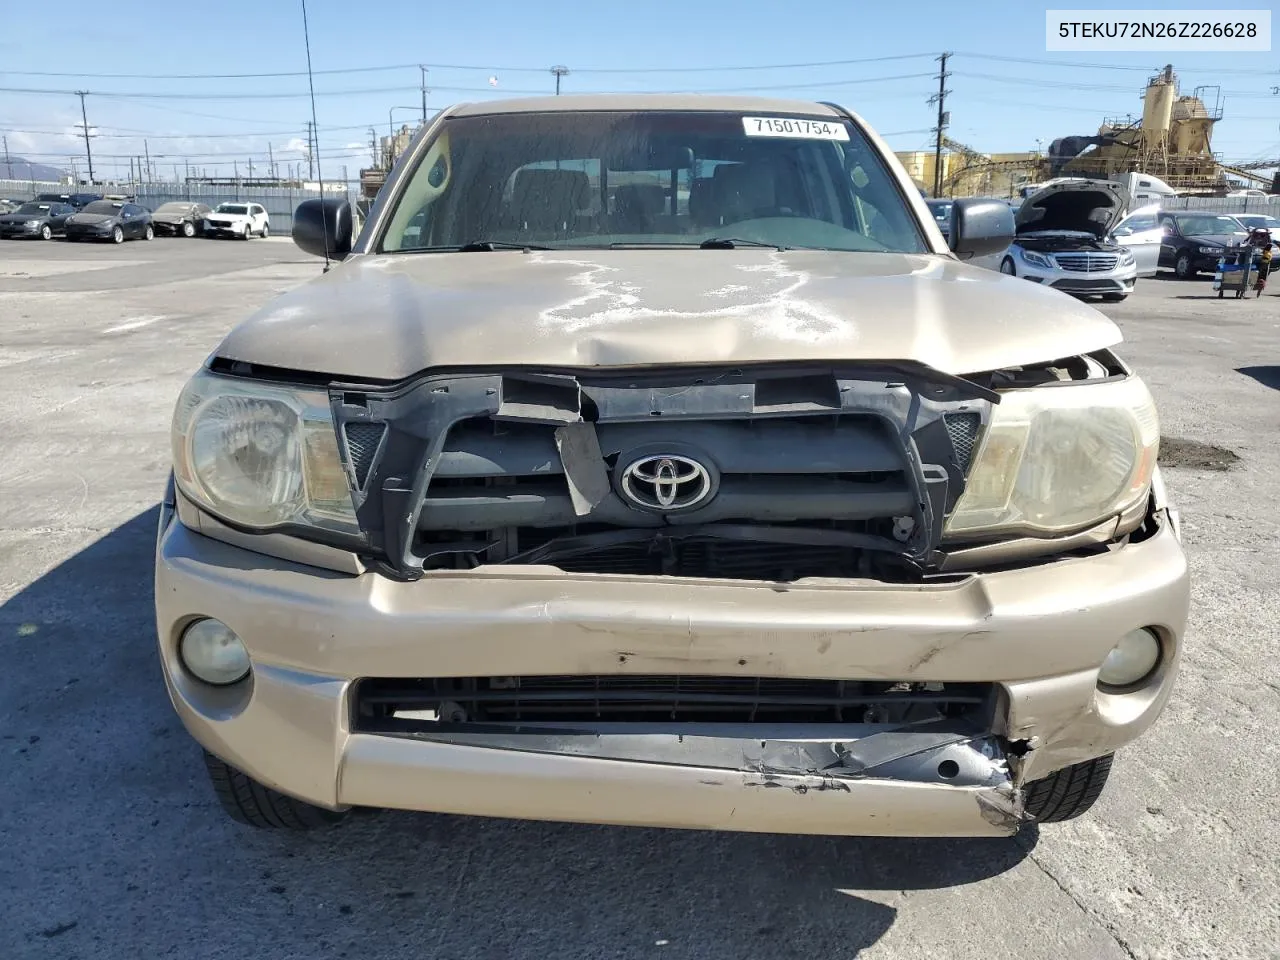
1098 628 1161 689
179 618 250 685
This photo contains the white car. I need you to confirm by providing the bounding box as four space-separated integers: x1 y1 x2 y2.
203 202 270 239
1112 204 1164 277
998 179 1138 302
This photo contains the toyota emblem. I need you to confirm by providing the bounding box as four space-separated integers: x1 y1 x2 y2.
619 454 714 512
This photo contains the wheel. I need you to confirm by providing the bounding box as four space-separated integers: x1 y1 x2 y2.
1174 253 1195 279
143 224 154 241
1024 754 1113 823
1101 293 1126 302
202 751 346 830
182 220 195 238
1218 290 1224 298
999 257 1017 276
40 224 52 241
111 226 124 244
241 224 252 240
260 222 269 238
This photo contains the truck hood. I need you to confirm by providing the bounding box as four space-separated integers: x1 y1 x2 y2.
215 249 1123 380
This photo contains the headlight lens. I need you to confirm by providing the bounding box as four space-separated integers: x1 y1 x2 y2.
1117 248 1135 265
946 376 1159 537
171 368 358 535
1020 249 1053 268
25 219 41 227
1098 628 1161 688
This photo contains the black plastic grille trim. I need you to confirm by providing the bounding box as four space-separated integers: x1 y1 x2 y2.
344 422 386 489
943 412 981 472
354 676 993 725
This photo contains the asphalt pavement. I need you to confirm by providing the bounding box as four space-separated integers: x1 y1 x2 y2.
0 236 1277 960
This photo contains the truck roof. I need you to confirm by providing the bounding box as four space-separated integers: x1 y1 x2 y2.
448 93 847 118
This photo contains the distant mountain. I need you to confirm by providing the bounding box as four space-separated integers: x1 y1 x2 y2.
1 155 71 183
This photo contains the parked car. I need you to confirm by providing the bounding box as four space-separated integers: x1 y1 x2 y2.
158 94 1186 840
64 199 154 243
1157 212 1248 278
1111 203 1164 277
203 202 270 239
1233 213 1280 235
35 191 103 210
998 178 1138 300
0 200 76 240
151 201 213 237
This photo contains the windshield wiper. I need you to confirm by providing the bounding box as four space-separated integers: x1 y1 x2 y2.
457 240 551 252
699 237 788 250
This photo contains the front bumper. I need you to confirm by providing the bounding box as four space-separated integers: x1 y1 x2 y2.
0 224 41 237
65 225 113 239
155 504 1189 837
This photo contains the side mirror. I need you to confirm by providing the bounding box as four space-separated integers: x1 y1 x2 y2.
948 198 1014 259
292 198 353 259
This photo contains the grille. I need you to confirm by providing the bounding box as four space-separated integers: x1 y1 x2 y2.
1053 253 1119 273
943 412 981 472
354 675 993 725
343 422 386 488
1051 278 1121 290
546 539 860 580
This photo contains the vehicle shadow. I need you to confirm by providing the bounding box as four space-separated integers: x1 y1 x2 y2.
1237 366 1280 391
0 507 1035 960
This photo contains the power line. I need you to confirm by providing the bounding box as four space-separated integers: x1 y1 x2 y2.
954 52 1279 76
2 52 938 81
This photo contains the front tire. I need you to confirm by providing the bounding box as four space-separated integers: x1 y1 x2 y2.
203 751 346 830
182 220 195 238
1174 252 1195 279
241 224 251 240
260 222 270 238
111 226 124 244
1000 257 1017 276
40 224 52 241
143 224 154 241
1024 754 1113 823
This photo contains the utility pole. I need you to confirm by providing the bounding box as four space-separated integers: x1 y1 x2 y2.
2 135 11 179
420 65 429 121
268 142 275 179
368 126 379 168
305 121 315 181
248 157 254 181
551 65 569 95
75 90 95 183
928 53 951 199
143 139 152 182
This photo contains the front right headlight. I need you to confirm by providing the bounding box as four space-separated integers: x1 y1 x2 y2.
1020 249 1053 268
945 375 1159 538
171 368 359 537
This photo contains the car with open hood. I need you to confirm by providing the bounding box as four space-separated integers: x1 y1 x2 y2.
151 201 213 237
203 201 270 239
0 200 75 240
64 199 153 243
156 94 1187 841
998 178 1138 301
1157 211 1249 278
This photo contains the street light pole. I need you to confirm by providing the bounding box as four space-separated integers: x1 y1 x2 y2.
75 90 95 183
420 65 429 121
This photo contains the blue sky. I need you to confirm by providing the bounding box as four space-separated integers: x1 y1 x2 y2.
1 0 1276 182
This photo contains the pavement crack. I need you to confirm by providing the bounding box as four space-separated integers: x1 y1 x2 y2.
1021 843 1140 960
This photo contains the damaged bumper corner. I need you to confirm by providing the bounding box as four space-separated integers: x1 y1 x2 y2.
336 723 1024 837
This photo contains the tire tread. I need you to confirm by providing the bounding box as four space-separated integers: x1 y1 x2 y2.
1024 754 1113 823
202 751 343 830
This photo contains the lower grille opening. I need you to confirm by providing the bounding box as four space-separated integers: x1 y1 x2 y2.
354 676 994 727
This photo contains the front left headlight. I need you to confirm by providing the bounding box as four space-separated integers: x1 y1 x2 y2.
945 375 1159 538
1020 249 1053 268
1117 248 1135 265
171 368 359 537
25 220 41 227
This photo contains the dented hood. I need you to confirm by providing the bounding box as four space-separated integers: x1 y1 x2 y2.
216 250 1122 380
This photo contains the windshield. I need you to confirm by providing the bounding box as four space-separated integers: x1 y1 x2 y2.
17 203 51 215
154 202 191 215
215 203 249 215
1174 214 1246 236
380 110 926 254
82 201 122 215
